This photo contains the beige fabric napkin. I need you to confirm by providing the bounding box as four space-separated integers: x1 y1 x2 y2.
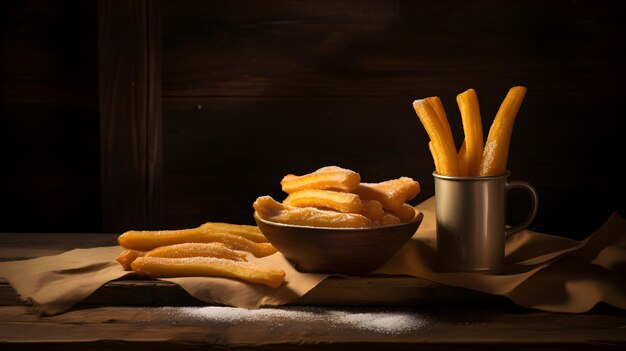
0 246 328 315
1 197 625 315
376 197 626 313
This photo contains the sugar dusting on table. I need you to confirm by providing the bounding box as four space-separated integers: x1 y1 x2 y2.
161 306 428 334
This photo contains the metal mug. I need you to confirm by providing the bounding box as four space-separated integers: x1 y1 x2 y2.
434 171 538 273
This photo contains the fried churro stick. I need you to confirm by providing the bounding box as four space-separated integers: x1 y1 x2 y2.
479 86 527 176
457 89 484 176
428 141 442 175
283 189 363 213
116 249 144 271
281 166 361 193
413 99 460 176
361 199 384 221
118 229 277 257
145 243 247 261
131 256 286 288
426 96 456 151
457 140 468 176
387 203 417 223
373 213 401 227
254 196 371 228
353 177 421 211
116 243 248 271
199 222 268 243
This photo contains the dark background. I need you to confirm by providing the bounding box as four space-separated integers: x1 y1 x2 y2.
1 0 624 238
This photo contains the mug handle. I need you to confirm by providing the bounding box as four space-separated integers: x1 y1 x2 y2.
505 180 539 237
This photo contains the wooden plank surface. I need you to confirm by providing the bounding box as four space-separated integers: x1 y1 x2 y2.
0 305 624 350
0 276 513 309
98 0 163 232
1 233 625 349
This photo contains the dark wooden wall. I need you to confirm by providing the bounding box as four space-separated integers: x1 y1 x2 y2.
160 0 625 237
1 0 624 238
0 0 100 232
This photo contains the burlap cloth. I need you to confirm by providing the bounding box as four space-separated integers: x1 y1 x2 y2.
1 197 625 315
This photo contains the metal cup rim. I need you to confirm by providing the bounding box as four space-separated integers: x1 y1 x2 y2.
432 170 511 181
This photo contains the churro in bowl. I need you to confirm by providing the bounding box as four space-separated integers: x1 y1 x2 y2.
253 166 423 274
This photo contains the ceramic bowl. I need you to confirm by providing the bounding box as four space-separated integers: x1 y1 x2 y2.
254 212 423 274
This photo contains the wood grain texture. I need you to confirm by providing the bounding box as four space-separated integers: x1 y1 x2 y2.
157 0 626 235
161 0 625 98
147 0 164 229
0 305 624 350
0 276 513 309
98 0 162 232
1 234 624 349
2 0 625 236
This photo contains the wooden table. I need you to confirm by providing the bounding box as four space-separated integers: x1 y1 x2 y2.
1 233 625 350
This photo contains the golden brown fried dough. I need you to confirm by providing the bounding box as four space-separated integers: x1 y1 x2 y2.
144 243 247 261
413 99 460 176
115 243 248 271
283 189 363 213
456 89 484 176
116 249 144 271
281 166 360 194
131 256 285 288
254 196 371 228
479 86 527 176
199 222 268 243
353 177 421 210
387 203 417 223
117 229 277 257
373 213 401 227
360 200 384 221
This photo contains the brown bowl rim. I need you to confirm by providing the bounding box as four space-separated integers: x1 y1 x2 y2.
253 211 423 232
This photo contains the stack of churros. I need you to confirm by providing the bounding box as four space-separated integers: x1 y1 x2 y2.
254 166 421 228
116 223 285 288
413 86 527 176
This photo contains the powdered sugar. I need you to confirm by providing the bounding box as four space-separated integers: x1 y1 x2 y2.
327 310 423 333
160 306 428 334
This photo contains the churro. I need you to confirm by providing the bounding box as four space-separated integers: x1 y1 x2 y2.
283 189 363 213
373 213 401 227
361 200 384 220
115 243 248 271
116 249 144 271
144 243 247 261
281 166 360 193
254 196 371 228
131 256 286 288
457 140 467 176
387 203 417 223
480 86 527 176
118 229 276 257
426 96 456 152
457 88 484 176
353 177 421 210
413 99 460 176
199 222 268 243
